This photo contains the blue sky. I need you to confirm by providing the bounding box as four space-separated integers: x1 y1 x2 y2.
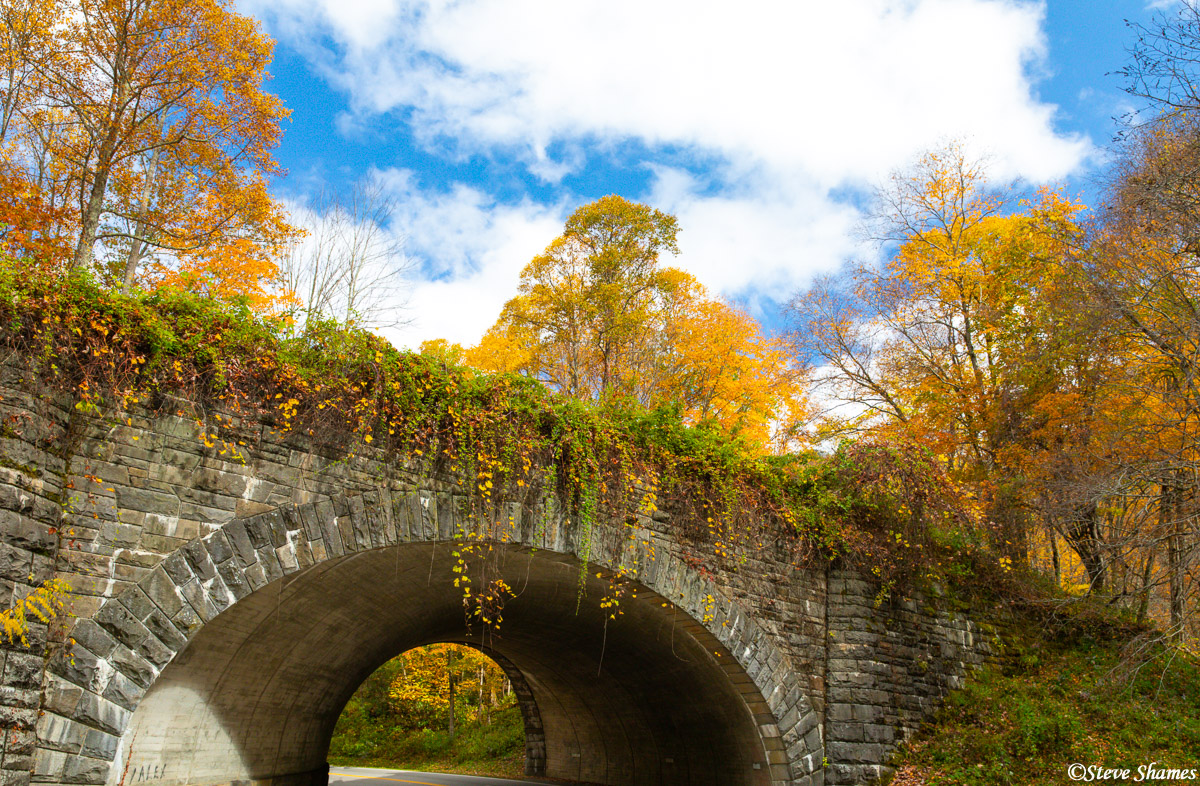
234 0 1172 349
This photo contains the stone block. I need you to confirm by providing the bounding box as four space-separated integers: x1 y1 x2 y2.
256 548 284 583
109 645 155 689
116 587 154 622
0 512 54 555
0 543 34 582
6 727 35 756
275 543 298 574
826 721 864 742
313 498 337 529
36 713 86 753
244 515 272 549
43 677 84 718
204 530 233 564
279 506 304 533
243 562 267 591
294 538 315 570
31 748 66 780
864 723 895 744
61 754 109 784
178 581 218 623
142 607 185 652
99 666 144 713
96 520 142 549
180 539 215 581
92 603 149 651
170 601 203 638
80 728 118 762
71 692 130 736
296 504 323 542
158 552 193 586
114 487 178 517
215 559 250 601
140 568 182 619
826 741 885 765
0 651 39 691
335 517 355 553
223 519 257 567
263 510 287 547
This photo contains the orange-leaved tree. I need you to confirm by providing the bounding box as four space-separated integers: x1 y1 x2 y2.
0 0 297 308
0 0 75 263
1085 109 1200 635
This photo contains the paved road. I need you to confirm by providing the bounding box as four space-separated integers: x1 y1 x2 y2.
330 766 550 786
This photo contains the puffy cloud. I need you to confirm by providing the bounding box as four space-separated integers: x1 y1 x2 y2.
246 0 1088 184
245 0 1094 346
367 170 567 348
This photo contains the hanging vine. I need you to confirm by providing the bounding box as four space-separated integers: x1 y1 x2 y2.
0 264 1003 631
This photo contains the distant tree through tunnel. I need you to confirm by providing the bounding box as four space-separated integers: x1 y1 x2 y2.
327 642 534 775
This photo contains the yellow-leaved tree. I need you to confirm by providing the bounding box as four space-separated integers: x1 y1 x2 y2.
387 644 514 735
461 195 809 453
789 144 1111 568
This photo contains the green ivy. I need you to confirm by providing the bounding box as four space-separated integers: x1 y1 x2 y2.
0 261 1002 599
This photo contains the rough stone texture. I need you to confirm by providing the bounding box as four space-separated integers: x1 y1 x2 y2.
0 357 998 786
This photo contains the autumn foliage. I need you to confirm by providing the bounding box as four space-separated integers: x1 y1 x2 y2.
0 259 996 609
790 135 1200 644
0 0 297 307
457 196 810 455
386 645 515 732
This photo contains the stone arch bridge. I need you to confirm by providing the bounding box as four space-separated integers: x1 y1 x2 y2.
0 363 992 786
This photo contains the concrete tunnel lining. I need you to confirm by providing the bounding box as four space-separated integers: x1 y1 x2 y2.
112 542 783 786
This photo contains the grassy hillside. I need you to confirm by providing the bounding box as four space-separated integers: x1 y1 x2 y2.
893 605 1200 785
327 705 526 778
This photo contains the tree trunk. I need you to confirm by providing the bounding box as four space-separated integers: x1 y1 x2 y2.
121 149 161 292
71 83 127 271
1063 503 1106 593
72 165 110 271
1050 528 1061 591
1137 551 1155 626
477 665 485 724
1162 477 1186 638
446 648 456 741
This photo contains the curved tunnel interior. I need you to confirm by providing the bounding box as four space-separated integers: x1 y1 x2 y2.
116 543 775 786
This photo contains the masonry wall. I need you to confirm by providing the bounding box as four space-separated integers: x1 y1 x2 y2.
0 356 996 786
824 570 1000 784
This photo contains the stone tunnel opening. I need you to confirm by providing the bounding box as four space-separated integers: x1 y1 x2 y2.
112 542 780 786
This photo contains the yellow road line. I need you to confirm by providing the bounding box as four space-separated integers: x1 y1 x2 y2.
333 772 446 782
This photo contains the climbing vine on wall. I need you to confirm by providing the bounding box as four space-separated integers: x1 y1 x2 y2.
0 578 69 646
0 262 1001 629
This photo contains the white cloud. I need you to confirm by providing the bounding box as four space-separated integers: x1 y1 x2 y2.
245 0 1095 346
356 164 862 348
646 164 861 305
367 171 567 348
247 0 1089 185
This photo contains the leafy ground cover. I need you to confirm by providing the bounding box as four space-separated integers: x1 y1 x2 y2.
327 706 525 778
893 604 1200 785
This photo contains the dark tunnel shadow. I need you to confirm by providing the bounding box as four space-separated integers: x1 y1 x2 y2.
116 543 779 786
